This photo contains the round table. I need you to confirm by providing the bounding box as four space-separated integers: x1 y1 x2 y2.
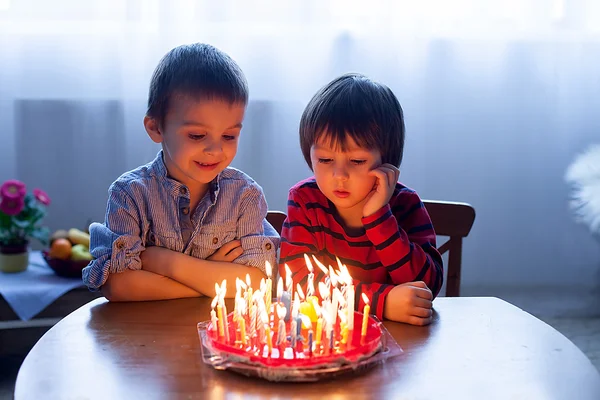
15 296 600 399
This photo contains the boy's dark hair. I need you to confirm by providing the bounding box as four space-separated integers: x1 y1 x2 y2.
147 43 248 126
299 73 405 169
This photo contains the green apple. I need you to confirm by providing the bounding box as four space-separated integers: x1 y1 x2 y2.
71 244 93 261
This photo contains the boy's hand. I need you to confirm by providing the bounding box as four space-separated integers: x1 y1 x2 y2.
207 240 243 262
363 163 400 217
383 281 433 326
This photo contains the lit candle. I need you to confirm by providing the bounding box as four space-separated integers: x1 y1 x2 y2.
314 304 323 350
303 254 315 297
220 280 230 344
238 297 247 347
339 311 348 345
212 294 223 337
308 329 313 357
265 261 273 315
246 273 253 315
281 270 292 322
331 287 341 326
361 293 370 337
265 324 272 355
340 264 355 328
276 304 287 346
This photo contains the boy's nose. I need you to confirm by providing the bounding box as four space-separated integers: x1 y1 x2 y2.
204 139 223 155
333 165 349 181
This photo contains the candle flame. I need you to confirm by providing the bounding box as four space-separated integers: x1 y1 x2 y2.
329 266 338 287
296 283 305 300
246 273 251 287
265 260 272 277
215 282 220 296
260 278 266 293
361 292 370 305
220 279 227 297
300 314 312 329
312 255 329 275
211 296 218 309
318 281 329 299
303 253 314 273
277 277 283 299
277 303 287 319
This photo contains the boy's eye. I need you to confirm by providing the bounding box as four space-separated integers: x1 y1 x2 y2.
318 158 333 164
223 135 237 141
351 159 367 165
188 134 205 141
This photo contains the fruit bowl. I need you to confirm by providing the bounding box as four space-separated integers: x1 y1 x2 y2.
42 251 90 278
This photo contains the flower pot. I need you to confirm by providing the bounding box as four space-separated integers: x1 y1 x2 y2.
0 243 29 273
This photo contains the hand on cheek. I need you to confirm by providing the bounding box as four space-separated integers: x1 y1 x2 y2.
362 163 400 217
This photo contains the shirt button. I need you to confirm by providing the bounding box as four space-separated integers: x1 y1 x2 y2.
265 243 272 250
182 207 189 215
179 187 187 195
212 237 219 245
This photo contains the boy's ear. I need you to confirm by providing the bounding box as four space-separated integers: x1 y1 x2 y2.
144 116 163 144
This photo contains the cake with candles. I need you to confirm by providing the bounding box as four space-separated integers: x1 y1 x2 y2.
202 255 386 373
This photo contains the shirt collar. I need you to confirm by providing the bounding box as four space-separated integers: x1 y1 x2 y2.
150 150 221 203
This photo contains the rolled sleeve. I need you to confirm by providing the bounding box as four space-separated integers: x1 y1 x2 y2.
81 185 145 290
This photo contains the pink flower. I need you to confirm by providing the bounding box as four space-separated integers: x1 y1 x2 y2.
0 196 25 216
33 188 51 206
0 180 26 200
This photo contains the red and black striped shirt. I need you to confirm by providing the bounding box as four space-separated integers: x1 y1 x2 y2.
279 177 443 319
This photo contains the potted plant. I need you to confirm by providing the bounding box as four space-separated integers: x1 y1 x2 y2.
0 179 51 273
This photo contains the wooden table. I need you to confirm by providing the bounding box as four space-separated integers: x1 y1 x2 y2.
15 297 600 399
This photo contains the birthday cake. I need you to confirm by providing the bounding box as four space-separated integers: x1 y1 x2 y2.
198 256 400 381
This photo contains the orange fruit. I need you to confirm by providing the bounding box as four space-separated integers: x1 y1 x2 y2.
49 238 72 260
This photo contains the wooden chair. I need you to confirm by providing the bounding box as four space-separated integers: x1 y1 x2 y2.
423 200 476 297
266 211 287 235
267 202 475 297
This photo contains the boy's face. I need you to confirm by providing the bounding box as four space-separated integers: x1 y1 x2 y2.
310 134 382 214
145 96 245 191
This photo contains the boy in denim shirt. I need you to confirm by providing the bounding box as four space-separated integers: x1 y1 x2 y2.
83 43 278 301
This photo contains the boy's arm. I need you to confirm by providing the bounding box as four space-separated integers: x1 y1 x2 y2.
102 269 200 301
362 190 444 297
139 183 276 296
140 247 266 297
83 184 201 301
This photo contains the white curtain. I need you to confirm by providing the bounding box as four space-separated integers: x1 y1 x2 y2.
2 0 600 299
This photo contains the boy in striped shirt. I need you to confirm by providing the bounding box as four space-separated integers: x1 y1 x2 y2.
280 73 442 326
83 43 278 301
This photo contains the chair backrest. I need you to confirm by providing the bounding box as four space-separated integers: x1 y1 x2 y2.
423 200 476 297
266 211 287 235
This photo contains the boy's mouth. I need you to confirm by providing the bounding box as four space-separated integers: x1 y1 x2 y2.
333 189 350 198
194 161 220 171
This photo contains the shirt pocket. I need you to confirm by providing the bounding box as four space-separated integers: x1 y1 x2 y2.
192 230 238 259
145 220 182 252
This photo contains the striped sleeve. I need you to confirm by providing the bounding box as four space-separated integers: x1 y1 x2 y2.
355 280 395 320
362 190 444 298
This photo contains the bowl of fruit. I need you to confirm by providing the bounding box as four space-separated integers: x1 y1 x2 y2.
43 228 93 278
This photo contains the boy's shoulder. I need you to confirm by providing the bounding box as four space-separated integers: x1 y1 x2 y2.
391 181 423 206
218 167 264 194
109 159 157 193
288 177 326 203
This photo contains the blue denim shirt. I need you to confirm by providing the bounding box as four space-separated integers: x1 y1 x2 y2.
82 151 279 290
